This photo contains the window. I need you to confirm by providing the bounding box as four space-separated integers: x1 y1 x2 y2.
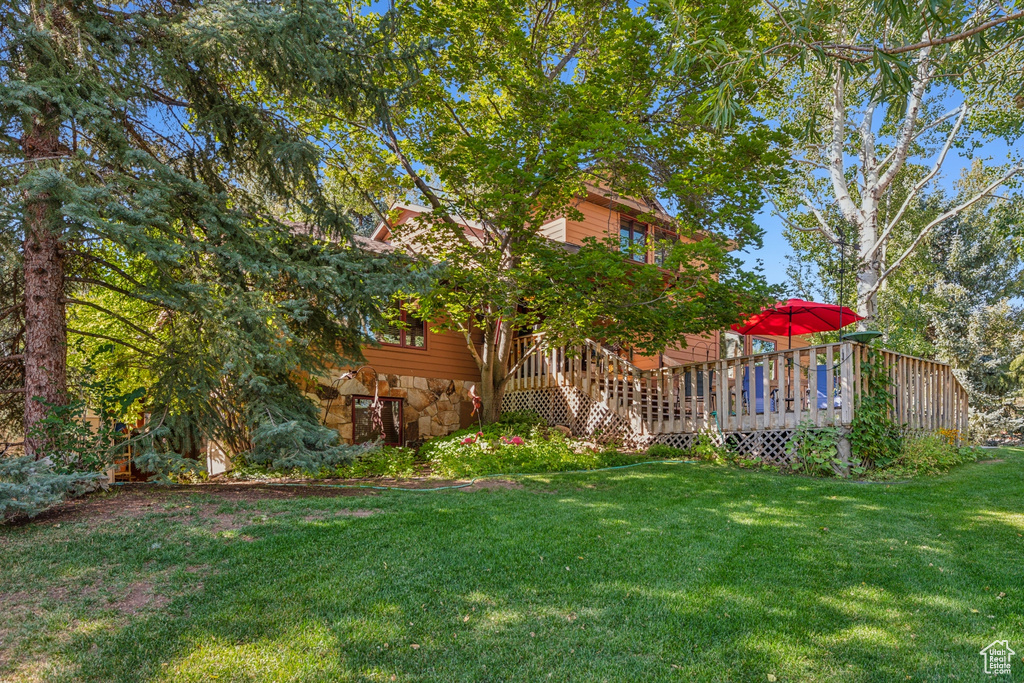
352 396 403 445
751 338 777 355
652 227 678 266
619 216 647 263
373 307 427 349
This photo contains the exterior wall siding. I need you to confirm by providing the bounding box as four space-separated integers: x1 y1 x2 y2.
357 328 481 383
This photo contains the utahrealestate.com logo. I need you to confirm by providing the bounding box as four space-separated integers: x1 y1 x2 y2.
980 640 1015 676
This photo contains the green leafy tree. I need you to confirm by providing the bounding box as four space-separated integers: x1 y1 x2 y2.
310 0 787 421
0 0 417 467
787 160 1024 435
707 0 1024 328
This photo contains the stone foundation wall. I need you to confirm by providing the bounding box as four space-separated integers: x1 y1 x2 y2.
310 367 477 445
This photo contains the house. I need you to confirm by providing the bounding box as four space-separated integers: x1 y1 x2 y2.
311 188 796 447
305 188 968 469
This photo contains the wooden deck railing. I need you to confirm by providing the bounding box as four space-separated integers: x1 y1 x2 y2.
507 335 969 436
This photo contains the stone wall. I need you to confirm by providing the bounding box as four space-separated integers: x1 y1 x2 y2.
311 367 477 445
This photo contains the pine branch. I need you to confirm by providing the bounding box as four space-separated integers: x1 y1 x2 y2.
67 328 157 358
66 277 164 307
64 298 161 342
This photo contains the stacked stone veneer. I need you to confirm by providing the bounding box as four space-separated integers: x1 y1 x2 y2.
311 367 476 445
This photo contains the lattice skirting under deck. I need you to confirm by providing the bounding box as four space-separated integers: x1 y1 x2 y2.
649 430 798 466
502 386 643 446
504 388 809 464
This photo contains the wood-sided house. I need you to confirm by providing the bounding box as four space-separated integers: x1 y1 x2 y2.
311 189 802 448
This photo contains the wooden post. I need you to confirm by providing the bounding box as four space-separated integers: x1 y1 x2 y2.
825 345 835 426
840 342 854 426
809 350 819 427
701 365 711 431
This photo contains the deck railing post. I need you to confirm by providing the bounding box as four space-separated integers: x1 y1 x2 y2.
840 342 854 426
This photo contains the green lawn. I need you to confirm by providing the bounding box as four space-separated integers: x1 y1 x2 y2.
1 450 1023 682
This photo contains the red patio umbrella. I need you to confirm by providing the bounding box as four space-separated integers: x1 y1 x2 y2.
731 298 863 350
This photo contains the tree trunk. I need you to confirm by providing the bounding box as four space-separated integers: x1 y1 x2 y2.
21 104 67 458
855 263 879 332
477 364 504 425
468 321 513 425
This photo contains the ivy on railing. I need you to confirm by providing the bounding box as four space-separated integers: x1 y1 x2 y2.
849 346 903 469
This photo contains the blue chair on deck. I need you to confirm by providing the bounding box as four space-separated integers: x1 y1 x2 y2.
815 365 842 410
741 366 776 414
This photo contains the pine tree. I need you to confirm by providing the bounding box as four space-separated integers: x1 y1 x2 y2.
0 452 102 520
0 0 416 466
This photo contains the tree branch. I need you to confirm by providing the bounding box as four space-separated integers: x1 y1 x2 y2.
799 196 842 244
66 277 164 307
876 106 963 171
875 47 933 194
67 328 157 358
505 335 546 378
869 106 968 257
64 298 161 342
872 165 1023 292
66 250 146 288
828 70 861 224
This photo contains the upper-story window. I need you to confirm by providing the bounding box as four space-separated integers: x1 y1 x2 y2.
620 216 647 263
652 227 678 266
373 306 427 349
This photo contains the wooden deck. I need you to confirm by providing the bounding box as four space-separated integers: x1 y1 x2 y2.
506 335 969 439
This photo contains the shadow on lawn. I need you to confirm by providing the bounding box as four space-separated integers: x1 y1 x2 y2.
21 453 1024 682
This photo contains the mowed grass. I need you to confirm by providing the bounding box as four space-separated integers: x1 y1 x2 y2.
2 450 1023 682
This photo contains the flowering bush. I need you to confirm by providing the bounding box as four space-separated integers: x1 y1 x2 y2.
421 421 646 478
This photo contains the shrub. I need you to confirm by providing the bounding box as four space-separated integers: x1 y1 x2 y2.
335 446 417 478
646 443 687 459
786 422 848 477
849 348 903 468
691 433 733 464
869 433 979 479
422 425 647 478
496 410 545 430
232 444 417 480
1 455 105 521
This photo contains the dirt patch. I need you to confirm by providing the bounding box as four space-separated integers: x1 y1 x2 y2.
0 591 32 609
459 479 523 492
8 476 529 527
7 483 379 527
977 459 1005 464
335 508 382 517
116 582 169 615
46 586 69 602
301 507 385 524
200 511 250 534
303 508 383 521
